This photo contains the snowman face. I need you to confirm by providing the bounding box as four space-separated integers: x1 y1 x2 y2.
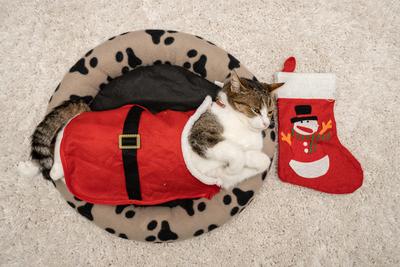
293 119 319 135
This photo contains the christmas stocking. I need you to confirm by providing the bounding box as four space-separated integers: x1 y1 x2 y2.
275 63 363 194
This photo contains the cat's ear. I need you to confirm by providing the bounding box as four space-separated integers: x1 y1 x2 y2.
262 82 284 92
230 71 241 93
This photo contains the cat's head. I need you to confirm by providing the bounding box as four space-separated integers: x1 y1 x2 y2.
223 71 284 130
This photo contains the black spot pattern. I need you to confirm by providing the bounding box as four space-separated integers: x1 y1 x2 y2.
108 36 116 41
126 48 142 68
125 210 135 218
89 57 98 68
194 229 204 236
195 35 203 40
187 49 197 58
145 235 156 242
232 188 254 206
262 130 266 138
268 117 275 129
193 55 207 78
145 29 165 44
122 66 129 74
54 83 60 92
85 49 93 57
77 203 94 221
197 202 206 212
67 201 75 208
115 51 123 62
230 207 239 216
157 221 178 241
74 196 82 201
268 120 275 129
147 220 158 230
167 30 177 33
164 37 174 45
119 233 128 239
183 62 191 69
208 224 218 231
227 53 240 70
262 171 267 181
105 228 115 234
223 195 232 205
120 32 129 35
270 131 276 141
154 60 162 65
158 199 195 216
50 83 60 102
115 205 129 214
69 94 93 104
165 61 171 65
69 58 88 75
207 41 216 46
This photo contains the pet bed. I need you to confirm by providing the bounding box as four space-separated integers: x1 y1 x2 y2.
48 29 276 242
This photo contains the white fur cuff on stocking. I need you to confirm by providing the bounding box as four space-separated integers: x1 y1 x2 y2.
274 72 336 99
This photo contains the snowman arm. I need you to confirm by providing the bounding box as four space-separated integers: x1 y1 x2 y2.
319 120 332 135
281 132 292 145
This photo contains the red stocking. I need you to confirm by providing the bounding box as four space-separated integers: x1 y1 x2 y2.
275 66 363 194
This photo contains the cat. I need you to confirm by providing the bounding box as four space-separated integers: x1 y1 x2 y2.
187 72 283 188
23 72 282 189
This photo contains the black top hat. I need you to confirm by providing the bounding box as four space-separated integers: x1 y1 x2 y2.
291 105 318 123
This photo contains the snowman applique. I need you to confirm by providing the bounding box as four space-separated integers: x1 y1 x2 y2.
281 105 332 178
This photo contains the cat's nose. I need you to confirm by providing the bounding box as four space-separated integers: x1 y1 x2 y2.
268 121 275 129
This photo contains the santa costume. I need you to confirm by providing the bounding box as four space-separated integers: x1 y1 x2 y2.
60 104 220 205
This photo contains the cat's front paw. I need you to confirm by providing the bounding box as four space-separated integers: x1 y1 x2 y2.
219 176 240 189
225 159 245 175
223 150 245 175
245 151 271 172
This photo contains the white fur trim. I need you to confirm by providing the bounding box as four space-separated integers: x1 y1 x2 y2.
181 96 222 185
274 72 336 99
50 125 66 180
214 81 224 88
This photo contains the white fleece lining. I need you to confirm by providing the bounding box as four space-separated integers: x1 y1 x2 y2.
214 81 224 88
181 96 219 185
274 72 336 99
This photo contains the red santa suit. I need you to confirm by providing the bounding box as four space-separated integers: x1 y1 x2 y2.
60 105 220 205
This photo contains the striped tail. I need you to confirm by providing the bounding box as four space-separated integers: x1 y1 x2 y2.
30 99 90 180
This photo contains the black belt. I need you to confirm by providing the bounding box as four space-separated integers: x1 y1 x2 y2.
120 106 143 200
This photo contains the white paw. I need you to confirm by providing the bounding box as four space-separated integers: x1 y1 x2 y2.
225 161 245 175
245 151 271 172
225 152 245 175
50 162 64 180
219 177 239 189
17 161 40 178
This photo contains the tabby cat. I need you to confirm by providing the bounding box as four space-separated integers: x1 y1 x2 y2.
187 72 283 188
23 72 282 190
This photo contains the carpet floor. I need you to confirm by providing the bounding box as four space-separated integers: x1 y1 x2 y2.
1 0 399 266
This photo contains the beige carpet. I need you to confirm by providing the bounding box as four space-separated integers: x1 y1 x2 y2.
1 0 399 266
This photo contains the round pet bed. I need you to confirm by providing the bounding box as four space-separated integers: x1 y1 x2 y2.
48 29 276 242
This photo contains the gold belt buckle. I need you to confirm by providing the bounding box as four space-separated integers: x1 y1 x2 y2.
119 134 141 149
